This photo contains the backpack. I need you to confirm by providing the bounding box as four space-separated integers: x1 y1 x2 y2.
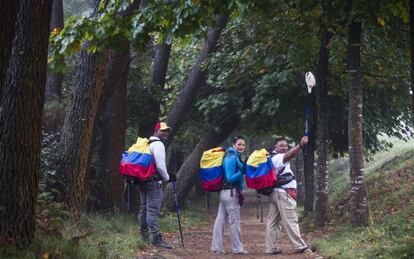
245 149 278 195
119 137 160 182
199 147 226 191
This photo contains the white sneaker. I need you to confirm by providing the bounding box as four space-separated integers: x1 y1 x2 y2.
233 249 248 254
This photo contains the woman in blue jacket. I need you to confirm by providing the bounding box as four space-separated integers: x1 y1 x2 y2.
211 135 248 254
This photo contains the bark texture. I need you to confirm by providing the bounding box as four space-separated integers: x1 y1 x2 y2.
410 0 414 127
96 42 130 210
56 42 107 218
347 21 369 227
0 1 19 103
0 0 52 245
314 30 332 228
303 135 315 214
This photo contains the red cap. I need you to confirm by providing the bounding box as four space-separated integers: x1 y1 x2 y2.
154 122 172 131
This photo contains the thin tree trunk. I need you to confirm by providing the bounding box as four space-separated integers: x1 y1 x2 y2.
139 42 172 137
45 0 64 103
152 43 171 86
163 115 239 210
410 0 414 127
96 42 130 210
166 13 229 145
0 1 19 103
294 155 304 206
43 0 65 133
0 0 52 245
303 134 315 214
314 30 332 228
347 21 369 227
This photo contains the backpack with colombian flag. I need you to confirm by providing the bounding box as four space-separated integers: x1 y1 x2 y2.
245 149 277 195
199 147 226 191
120 137 159 182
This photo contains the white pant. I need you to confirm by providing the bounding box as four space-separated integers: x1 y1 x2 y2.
265 190 307 253
211 189 245 253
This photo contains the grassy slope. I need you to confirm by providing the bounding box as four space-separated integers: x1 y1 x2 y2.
0 191 210 258
315 138 414 259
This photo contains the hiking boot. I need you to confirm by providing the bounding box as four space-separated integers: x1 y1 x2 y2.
265 249 282 255
151 233 173 249
140 230 150 243
294 247 313 255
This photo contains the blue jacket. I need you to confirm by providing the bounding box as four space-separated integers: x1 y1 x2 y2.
222 147 244 190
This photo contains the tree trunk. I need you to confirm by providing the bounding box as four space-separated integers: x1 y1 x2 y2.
410 0 414 127
163 115 239 210
43 0 65 133
293 155 304 206
166 13 229 145
96 42 130 210
314 30 332 228
303 134 315 214
139 42 172 137
152 43 171 86
45 0 64 103
56 44 107 218
347 21 369 227
0 0 52 245
0 1 19 103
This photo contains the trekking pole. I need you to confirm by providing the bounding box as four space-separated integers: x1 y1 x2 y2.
124 179 131 211
304 71 316 155
260 194 263 223
172 181 184 247
206 191 210 212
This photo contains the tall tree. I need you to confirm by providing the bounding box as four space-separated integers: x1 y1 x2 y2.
96 42 130 210
410 0 414 127
56 42 107 218
314 30 333 228
45 0 64 103
303 130 315 214
347 21 369 227
139 42 172 137
0 0 52 245
163 115 239 210
166 13 229 145
43 0 65 134
55 0 106 218
0 1 19 103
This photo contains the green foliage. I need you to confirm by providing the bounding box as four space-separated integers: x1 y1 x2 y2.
202 1 318 138
49 0 234 72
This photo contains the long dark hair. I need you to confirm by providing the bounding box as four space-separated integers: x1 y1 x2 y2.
232 135 245 144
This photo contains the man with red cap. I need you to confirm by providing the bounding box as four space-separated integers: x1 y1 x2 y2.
138 121 175 249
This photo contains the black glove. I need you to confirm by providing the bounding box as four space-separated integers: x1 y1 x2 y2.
167 174 177 182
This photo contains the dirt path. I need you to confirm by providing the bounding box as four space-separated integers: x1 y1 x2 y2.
137 189 321 258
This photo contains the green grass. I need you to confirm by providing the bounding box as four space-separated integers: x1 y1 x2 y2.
328 138 414 203
316 199 414 258
0 194 209 259
315 137 414 259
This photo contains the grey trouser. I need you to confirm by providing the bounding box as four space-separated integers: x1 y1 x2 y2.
211 188 245 253
137 180 163 235
265 190 307 253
